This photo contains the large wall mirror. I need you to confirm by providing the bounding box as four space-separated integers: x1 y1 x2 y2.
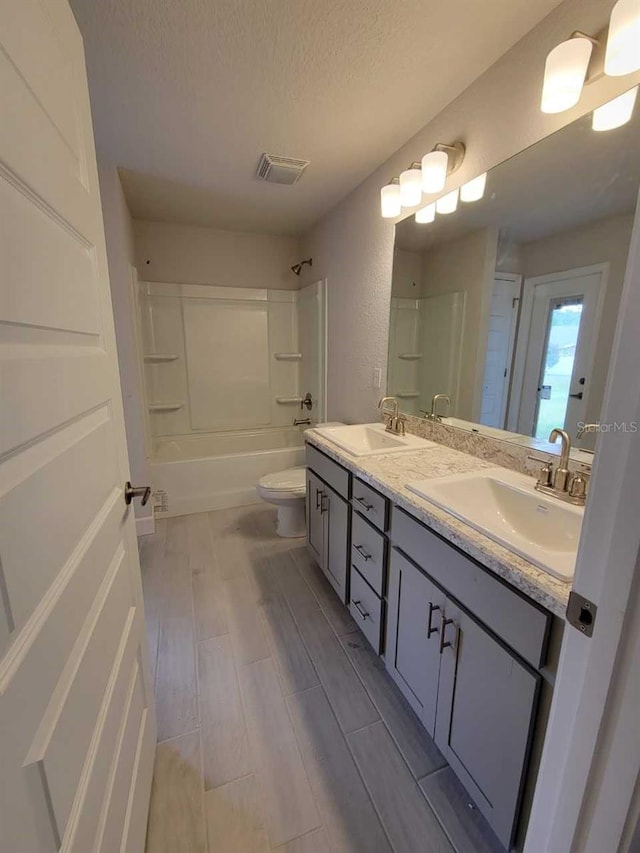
388 86 639 455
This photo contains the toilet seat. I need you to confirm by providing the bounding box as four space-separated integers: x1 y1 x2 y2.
258 467 306 498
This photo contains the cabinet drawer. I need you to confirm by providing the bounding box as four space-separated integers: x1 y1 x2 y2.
351 512 386 596
306 443 350 500
351 478 388 531
391 507 551 669
349 567 384 654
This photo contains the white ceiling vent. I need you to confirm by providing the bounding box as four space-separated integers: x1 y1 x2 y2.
256 153 310 185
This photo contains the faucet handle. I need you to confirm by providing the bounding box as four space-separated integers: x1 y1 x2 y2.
569 470 590 501
537 460 554 488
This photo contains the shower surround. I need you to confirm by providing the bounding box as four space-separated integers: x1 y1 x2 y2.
136 280 326 515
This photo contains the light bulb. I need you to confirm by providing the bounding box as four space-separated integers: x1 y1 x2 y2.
436 189 459 215
380 183 401 218
400 167 423 207
460 173 487 202
422 150 448 194
541 37 593 114
415 203 436 224
605 0 640 76
592 86 638 130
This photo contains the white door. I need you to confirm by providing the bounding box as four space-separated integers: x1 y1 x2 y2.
479 275 520 428
514 265 606 441
0 1 156 851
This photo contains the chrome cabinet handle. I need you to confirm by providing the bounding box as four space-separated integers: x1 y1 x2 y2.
439 613 458 654
124 482 151 506
354 496 374 511
352 600 370 620
354 544 372 561
427 602 441 638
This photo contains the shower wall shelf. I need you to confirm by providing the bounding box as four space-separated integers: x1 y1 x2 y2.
144 353 180 363
398 353 423 360
148 402 185 413
274 352 302 361
395 391 420 399
275 396 303 405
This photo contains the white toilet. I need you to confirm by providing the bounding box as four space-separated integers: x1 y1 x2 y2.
257 423 343 538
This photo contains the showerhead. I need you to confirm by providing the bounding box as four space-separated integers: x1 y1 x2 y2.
291 258 313 275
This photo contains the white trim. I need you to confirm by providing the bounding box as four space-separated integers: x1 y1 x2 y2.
525 190 640 851
135 515 155 537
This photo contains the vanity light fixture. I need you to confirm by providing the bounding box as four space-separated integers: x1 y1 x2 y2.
605 0 640 76
400 162 423 207
381 178 402 218
592 85 638 130
436 189 459 215
415 202 436 224
422 142 466 194
460 172 487 202
541 32 597 114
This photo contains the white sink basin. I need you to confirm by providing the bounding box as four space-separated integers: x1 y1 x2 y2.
313 423 436 457
406 467 583 581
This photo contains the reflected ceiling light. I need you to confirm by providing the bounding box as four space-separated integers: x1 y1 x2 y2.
380 179 401 218
422 142 466 194
460 173 487 202
400 162 423 207
592 85 638 130
436 189 459 215
415 203 436 224
605 0 640 76
541 34 596 113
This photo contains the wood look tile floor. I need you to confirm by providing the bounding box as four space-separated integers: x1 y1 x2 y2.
141 506 503 853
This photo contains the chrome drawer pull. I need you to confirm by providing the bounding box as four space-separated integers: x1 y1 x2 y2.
427 602 441 638
354 544 372 561
354 496 374 511
352 600 370 620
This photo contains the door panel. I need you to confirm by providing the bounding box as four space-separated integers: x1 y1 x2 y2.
386 550 443 734
435 602 540 849
0 1 155 850
306 470 325 567
325 486 349 603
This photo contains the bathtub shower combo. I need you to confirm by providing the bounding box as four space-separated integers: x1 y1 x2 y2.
136 279 327 524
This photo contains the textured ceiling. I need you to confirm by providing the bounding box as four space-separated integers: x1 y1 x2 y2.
70 0 564 235
395 96 640 253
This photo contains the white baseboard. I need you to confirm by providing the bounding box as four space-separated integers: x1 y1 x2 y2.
136 514 156 537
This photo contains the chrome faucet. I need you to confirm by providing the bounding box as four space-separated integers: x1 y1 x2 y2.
424 394 451 422
378 396 406 436
534 427 589 505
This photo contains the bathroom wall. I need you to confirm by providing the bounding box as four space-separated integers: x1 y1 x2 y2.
98 163 153 529
520 212 635 427
299 0 640 424
133 220 301 290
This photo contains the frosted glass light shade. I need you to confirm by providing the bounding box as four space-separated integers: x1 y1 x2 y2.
436 189 459 215
541 38 593 113
400 167 423 207
381 183 401 218
605 0 640 76
592 86 638 130
415 203 436 224
460 173 487 202
422 150 448 193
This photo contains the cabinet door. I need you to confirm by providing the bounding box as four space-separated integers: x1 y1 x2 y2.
385 549 444 734
306 470 325 568
435 602 540 850
324 486 349 604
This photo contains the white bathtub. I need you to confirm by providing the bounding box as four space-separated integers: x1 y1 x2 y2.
150 427 305 517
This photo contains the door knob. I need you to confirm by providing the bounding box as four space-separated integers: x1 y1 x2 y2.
124 482 151 506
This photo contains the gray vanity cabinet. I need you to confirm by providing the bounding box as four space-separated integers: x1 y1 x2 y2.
435 600 540 849
305 459 350 604
385 549 445 734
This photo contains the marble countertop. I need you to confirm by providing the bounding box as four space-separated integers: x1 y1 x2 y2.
305 429 572 618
